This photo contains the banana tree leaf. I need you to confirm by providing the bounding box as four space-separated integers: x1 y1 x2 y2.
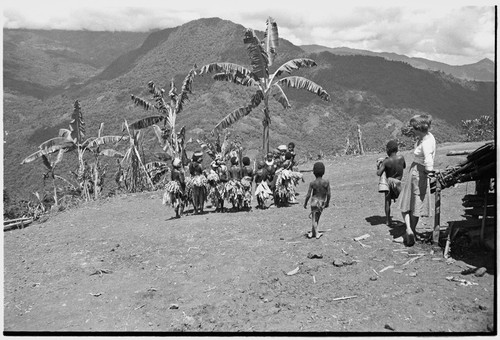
38 137 74 150
22 143 71 164
100 149 124 158
246 36 269 79
87 135 128 148
129 116 165 130
147 81 163 97
277 76 331 101
213 72 259 87
70 100 86 144
131 94 155 111
58 128 72 139
271 84 291 109
272 58 317 79
53 149 65 167
197 139 216 159
152 124 169 147
41 155 52 171
212 90 264 133
265 17 279 66
199 63 254 79
175 66 197 114
145 161 169 173
98 122 105 138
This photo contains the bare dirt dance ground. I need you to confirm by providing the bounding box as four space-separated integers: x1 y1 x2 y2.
3 141 495 335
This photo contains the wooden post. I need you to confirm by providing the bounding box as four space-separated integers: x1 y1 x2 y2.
344 137 350 155
357 125 364 155
480 194 488 244
433 176 442 244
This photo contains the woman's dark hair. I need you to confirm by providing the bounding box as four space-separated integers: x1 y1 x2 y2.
242 156 250 166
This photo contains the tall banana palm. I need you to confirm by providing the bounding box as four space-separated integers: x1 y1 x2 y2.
130 65 196 166
199 17 331 154
22 100 128 201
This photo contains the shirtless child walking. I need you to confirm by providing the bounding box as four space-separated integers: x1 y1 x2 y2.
303 162 331 239
376 140 406 226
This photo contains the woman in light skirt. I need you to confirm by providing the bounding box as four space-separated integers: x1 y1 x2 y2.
397 114 436 246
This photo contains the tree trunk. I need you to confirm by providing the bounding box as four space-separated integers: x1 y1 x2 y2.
262 123 270 155
52 176 58 207
94 162 99 200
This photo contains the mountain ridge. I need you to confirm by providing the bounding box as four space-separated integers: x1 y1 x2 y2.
3 17 495 200
300 44 494 81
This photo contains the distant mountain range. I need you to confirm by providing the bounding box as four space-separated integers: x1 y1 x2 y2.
2 18 495 199
301 45 495 82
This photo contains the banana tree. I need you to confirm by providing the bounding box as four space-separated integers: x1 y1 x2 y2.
22 100 128 201
199 17 331 154
130 65 197 166
120 119 155 193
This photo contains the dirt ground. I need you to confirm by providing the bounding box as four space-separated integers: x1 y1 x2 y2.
3 141 496 334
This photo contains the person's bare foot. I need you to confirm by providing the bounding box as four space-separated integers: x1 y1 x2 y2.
307 232 313 239
316 232 323 239
405 233 416 247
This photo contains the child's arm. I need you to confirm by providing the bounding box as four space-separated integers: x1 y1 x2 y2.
376 160 386 176
303 183 312 209
325 181 331 208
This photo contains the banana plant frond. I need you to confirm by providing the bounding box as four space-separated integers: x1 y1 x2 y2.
97 122 105 138
271 84 291 109
41 155 54 172
69 100 86 145
147 81 164 97
145 161 170 172
276 76 331 101
100 149 124 158
175 65 197 115
220 132 231 156
58 128 72 139
168 78 178 104
38 136 74 150
197 139 216 159
199 63 255 79
212 90 264 133
152 124 169 147
272 58 318 80
131 94 156 111
128 116 165 130
21 143 67 164
53 149 65 167
246 32 269 79
87 135 129 149
213 72 259 87
264 17 279 66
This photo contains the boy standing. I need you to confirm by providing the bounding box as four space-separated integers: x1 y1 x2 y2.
376 140 406 225
304 162 331 239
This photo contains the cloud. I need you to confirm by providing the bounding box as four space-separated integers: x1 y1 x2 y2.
2 1 495 65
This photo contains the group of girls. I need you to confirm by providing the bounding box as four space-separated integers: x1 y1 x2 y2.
163 142 303 218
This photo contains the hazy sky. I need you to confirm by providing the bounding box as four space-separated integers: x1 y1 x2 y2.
2 0 496 65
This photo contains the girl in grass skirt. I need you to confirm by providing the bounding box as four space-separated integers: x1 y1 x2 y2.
254 161 272 209
274 158 303 207
162 158 186 218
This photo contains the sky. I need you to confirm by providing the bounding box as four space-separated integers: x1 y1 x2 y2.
2 0 497 65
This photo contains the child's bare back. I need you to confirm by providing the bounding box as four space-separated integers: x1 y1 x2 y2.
303 162 331 239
